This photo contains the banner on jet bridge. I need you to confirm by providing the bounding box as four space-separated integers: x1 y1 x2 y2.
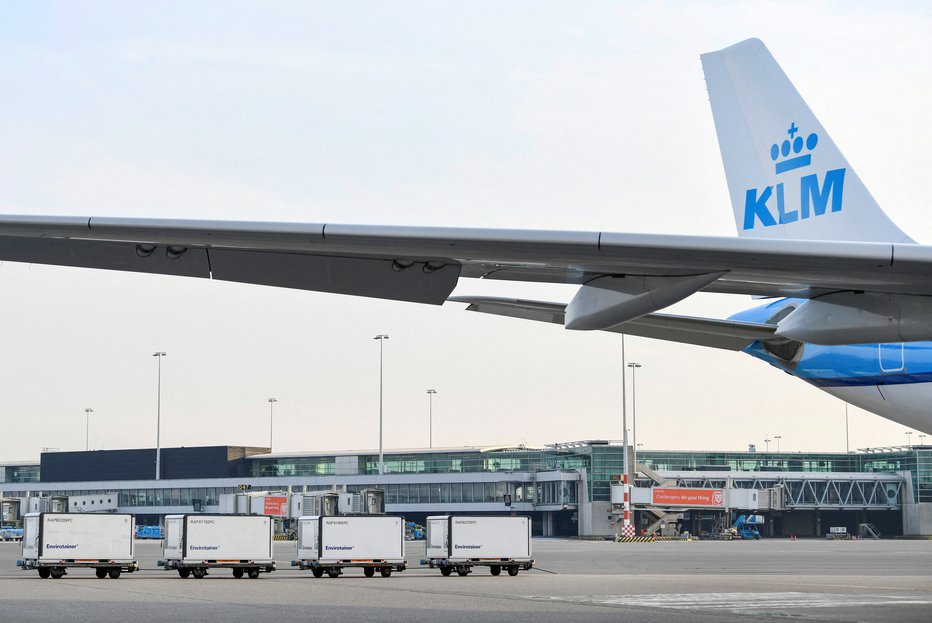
651 488 725 507
263 496 289 516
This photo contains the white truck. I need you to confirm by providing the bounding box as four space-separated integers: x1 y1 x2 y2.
17 512 137 579
292 515 406 577
422 515 533 577
157 514 276 579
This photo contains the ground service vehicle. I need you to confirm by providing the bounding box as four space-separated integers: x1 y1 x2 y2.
422 515 533 577
17 512 137 579
720 514 764 540
158 514 275 579
292 515 406 577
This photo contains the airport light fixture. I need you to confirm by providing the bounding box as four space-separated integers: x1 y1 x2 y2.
906 431 913 446
152 352 166 481
83 408 94 452
764 437 771 452
627 362 642 471
426 389 437 449
774 435 782 452
374 335 389 475
268 398 278 451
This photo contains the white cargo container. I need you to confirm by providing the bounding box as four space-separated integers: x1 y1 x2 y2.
17 512 137 579
292 515 406 577
422 515 533 576
158 514 275 579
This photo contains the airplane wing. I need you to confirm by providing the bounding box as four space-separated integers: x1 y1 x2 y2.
448 295 777 351
0 216 931 309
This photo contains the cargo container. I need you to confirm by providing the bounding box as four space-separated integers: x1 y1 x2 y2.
292 515 406 577
16 512 137 579
422 515 533 576
157 514 275 579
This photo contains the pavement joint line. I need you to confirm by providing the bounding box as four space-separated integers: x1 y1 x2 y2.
347 583 794 621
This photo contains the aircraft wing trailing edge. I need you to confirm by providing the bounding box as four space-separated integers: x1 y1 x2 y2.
448 295 777 351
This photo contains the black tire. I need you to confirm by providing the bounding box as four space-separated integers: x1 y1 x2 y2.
50 568 64 579
363 567 375 578
95 568 108 579
311 567 324 578
490 565 501 576
178 569 191 579
247 568 260 579
38 568 51 579
456 566 469 577
108 568 121 579
380 567 392 578
439 566 452 577
192 568 207 579
232 568 244 579
507 567 519 576
326 568 340 578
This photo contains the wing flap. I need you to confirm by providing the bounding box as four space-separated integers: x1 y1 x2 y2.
449 296 776 351
209 250 460 304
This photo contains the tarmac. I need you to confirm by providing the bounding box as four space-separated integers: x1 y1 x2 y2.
0 538 929 622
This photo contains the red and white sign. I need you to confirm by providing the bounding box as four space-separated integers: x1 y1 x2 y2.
263 496 289 516
651 488 725 507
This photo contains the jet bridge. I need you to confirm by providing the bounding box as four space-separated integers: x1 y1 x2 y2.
646 471 906 510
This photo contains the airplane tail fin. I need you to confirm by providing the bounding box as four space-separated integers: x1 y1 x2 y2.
701 39 912 243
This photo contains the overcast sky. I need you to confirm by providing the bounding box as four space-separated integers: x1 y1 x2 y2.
1 1 931 461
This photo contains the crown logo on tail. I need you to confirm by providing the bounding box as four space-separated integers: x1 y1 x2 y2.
770 122 819 174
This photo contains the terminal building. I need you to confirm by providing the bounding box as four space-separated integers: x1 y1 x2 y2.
1 442 930 538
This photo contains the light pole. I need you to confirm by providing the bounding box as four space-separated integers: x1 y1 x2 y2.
906 431 913 446
426 389 437 449
619 335 629 539
621 336 628 482
153 352 166 481
845 402 850 453
774 435 782 452
84 408 94 451
268 398 278 450
764 437 771 452
627 362 642 471
374 335 389 475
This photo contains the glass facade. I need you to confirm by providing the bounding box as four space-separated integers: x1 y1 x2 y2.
4 465 40 483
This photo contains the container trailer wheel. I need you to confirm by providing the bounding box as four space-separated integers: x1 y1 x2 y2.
232 568 244 579
380 568 392 578
95 568 108 579
456 566 469 577
439 567 452 577
507 567 519 576
363 567 375 577
489 565 501 576
311 568 324 578
38 568 51 579
247 568 260 579
192 567 207 579
50 568 65 579
108 568 121 579
326 568 341 578
178 569 191 578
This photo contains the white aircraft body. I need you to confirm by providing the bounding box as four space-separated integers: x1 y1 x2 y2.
1 39 931 433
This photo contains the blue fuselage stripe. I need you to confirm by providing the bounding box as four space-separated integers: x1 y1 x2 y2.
804 372 932 388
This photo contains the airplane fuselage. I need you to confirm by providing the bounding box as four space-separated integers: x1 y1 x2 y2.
732 299 932 432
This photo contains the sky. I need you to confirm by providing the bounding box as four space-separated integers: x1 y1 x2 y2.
0 1 931 461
